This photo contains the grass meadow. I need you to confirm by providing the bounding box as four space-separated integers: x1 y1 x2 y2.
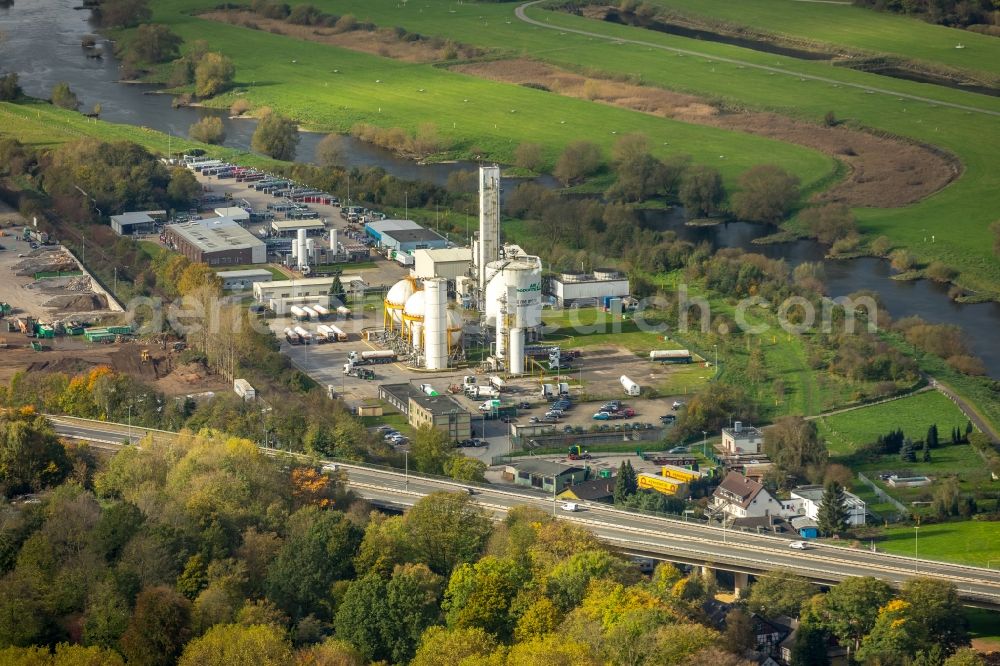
877 520 1000 567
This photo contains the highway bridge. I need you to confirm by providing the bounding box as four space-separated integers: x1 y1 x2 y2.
46 415 1000 608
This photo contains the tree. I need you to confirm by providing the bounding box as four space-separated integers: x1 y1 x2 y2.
679 165 724 218
178 623 293 666
790 621 830 666
652 623 720 665
723 608 756 654
613 461 637 504
817 480 849 536
188 117 226 145
51 82 80 111
129 24 182 63
119 586 192 666
801 203 857 245
921 439 931 462
443 455 487 483
553 140 603 186
315 133 344 168
167 167 202 209
328 271 346 304
194 52 236 98
410 426 455 475
334 573 389 662
745 571 815 618
763 417 828 484
943 648 986 666
0 72 22 101
926 424 939 449
410 626 497 666
816 576 893 653
96 0 151 28
296 639 364 666
0 409 71 497
856 599 915 665
731 164 800 223
444 556 523 638
901 577 969 655
403 491 492 575
900 437 917 462
251 111 300 161
545 549 636 612
515 142 544 172
382 564 444 663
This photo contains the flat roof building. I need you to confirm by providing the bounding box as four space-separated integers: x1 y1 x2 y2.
164 217 266 266
503 459 587 494
412 247 473 280
722 421 764 455
365 219 422 243
111 210 165 236
548 270 629 307
216 268 274 291
380 227 449 253
253 276 362 303
271 219 327 236
408 394 471 443
214 207 250 224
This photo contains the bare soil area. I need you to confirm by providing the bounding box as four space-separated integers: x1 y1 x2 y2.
452 59 959 207
0 338 229 396
201 11 481 63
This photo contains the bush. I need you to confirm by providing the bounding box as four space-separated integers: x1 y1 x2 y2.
678 165 724 217
730 164 800 223
926 261 957 282
230 98 251 116
802 203 857 244
251 111 300 160
514 142 544 172
194 52 235 98
889 249 916 272
947 355 986 376
128 24 183 64
553 140 602 186
870 235 893 256
0 72 22 101
188 117 226 145
51 82 80 110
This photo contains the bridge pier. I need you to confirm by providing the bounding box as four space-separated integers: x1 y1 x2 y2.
733 571 750 599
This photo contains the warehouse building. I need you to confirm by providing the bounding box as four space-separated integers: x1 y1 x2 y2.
548 269 630 307
164 217 266 266
214 207 250 225
271 219 326 237
378 383 471 442
216 268 274 291
412 247 473 281
365 219 422 244
110 210 165 236
252 275 362 303
380 227 449 253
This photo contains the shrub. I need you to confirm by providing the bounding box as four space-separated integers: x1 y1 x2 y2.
188 117 226 145
514 142 544 172
553 140 602 186
230 98 251 116
194 52 235 98
51 82 80 110
730 164 800 224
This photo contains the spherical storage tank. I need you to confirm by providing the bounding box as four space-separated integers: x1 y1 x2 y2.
402 290 463 348
483 259 542 329
384 277 418 329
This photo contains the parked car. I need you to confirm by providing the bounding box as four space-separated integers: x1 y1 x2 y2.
660 414 677 423
458 439 476 448
542 415 559 423
619 408 636 418
601 401 622 412
545 410 564 418
668 446 688 454
592 412 611 421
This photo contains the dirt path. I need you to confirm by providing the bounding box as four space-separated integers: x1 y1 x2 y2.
929 377 1000 443
453 58 958 207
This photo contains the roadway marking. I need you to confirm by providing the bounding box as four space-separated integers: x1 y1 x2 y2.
513 1 1000 118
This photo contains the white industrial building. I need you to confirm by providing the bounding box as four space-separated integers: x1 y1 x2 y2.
214 207 250 224
164 217 266 266
412 247 473 281
722 422 764 455
271 219 326 236
111 210 165 236
253 275 362 304
216 268 274 291
548 269 630 307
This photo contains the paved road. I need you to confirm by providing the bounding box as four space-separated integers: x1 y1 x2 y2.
513 1 1000 118
929 379 1000 443
49 415 1000 606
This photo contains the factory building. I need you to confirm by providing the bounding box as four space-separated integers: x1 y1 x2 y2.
111 210 165 236
253 275 362 304
364 219 422 244
378 383 472 442
216 268 274 291
164 217 266 266
548 269 630 307
364 219 449 253
271 219 326 237
411 247 474 281
214 207 250 225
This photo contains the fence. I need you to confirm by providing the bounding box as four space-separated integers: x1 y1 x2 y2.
857 471 908 521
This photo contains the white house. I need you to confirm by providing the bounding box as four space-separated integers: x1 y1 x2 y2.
785 486 867 527
710 471 785 520
722 421 764 455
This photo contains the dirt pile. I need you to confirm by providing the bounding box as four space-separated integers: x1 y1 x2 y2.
43 293 109 311
13 248 78 277
451 59 958 208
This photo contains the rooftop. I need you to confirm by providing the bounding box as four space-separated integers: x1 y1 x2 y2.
414 247 473 263
507 459 585 478
272 219 326 230
723 424 763 439
713 471 767 508
562 478 616 501
410 393 469 416
367 219 421 234
255 276 362 289
216 269 275 279
791 485 864 505
111 211 155 226
168 217 264 253
382 227 448 245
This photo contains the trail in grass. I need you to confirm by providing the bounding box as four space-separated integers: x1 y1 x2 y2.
514 1 1000 117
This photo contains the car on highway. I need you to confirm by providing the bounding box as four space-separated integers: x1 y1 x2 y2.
561 502 580 512
789 540 811 550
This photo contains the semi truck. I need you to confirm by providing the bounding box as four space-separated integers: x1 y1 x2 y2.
348 350 396 365
293 326 313 344
336 305 352 318
312 304 330 320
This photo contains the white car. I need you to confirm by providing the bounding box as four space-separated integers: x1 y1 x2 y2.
561 502 580 512
789 540 810 550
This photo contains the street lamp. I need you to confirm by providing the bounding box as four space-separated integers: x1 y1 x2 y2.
914 525 920 573
404 450 409 490
702 430 708 457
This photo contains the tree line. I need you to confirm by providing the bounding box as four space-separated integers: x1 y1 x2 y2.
0 414 985 665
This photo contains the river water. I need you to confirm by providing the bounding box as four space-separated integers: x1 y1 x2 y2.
2 0 998 376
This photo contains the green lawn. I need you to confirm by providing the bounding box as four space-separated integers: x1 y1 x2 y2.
217 263 290 281
877 520 1000 567
816 391 969 455
641 0 1000 81
966 607 1000 648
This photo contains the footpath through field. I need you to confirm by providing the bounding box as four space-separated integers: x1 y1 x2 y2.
514 1 1000 118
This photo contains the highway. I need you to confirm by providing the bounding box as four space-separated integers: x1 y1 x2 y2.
47 415 1000 607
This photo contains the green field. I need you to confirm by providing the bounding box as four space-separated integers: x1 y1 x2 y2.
877 520 1000 567
143 1 835 195
642 0 1000 81
210 0 1000 297
816 391 969 455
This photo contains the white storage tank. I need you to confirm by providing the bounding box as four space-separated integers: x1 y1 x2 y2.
509 327 525 375
384 277 418 330
423 278 448 370
620 375 641 397
483 258 543 328
329 228 339 253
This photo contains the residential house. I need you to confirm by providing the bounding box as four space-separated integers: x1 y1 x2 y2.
711 471 785 520
785 485 867 527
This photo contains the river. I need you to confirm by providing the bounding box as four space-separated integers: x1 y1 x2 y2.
2 0 998 377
